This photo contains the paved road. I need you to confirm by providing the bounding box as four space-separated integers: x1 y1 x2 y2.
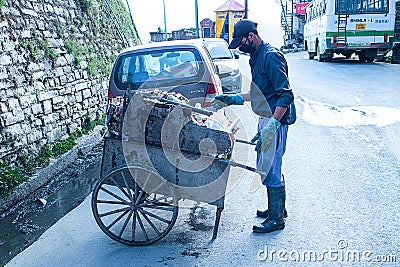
6 52 400 266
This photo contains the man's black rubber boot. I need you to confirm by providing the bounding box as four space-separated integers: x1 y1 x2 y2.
256 184 288 218
256 208 288 218
253 186 285 233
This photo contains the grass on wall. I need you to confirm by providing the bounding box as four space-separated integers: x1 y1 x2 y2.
19 31 59 61
65 39 85 65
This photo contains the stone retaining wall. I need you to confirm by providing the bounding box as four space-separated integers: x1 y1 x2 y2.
0 0 139 162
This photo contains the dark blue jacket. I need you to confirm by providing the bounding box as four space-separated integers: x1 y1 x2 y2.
249 42 296 125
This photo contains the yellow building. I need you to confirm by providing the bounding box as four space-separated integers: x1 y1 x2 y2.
215 0 245 43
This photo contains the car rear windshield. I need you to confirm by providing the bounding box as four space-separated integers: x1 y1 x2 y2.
203 41 233 60
113 48 205 90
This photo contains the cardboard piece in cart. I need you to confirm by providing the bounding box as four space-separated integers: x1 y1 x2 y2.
208 109 239 134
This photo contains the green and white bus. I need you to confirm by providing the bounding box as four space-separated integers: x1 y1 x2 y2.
304 0 396 61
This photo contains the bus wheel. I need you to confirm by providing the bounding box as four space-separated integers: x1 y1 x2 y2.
308 52 315 60
358 52 366 62
366 57 374 62
341 51 352 59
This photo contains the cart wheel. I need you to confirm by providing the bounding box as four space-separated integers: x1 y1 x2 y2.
92 165 178 246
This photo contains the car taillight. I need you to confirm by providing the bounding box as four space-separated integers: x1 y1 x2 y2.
108 88 113 103
228 133 235 146
333 34 337 43
204 76 218 107
384 33 388 43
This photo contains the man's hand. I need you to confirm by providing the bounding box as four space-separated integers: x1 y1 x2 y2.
211 94 244 110
253 117 281 153
250 132 260 144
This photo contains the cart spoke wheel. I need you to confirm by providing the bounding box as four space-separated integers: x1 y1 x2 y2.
92 165 178 246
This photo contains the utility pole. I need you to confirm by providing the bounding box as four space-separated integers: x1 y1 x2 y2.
163 0 168 41
195 0 200 38
244 0 248 19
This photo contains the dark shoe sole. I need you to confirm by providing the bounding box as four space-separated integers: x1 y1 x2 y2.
252 224 285 233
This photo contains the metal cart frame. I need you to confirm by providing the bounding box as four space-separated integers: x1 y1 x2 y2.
91 93 259 246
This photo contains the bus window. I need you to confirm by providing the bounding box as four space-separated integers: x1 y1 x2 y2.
336 0 388 14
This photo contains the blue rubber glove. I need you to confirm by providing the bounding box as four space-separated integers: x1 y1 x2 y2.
211 94 244 109
252 117 281 153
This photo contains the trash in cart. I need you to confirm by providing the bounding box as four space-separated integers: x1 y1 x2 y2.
105 89 229 137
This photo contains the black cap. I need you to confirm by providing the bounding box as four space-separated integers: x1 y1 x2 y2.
228 19 258 49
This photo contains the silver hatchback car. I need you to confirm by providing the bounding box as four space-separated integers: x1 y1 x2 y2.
202 38 242 94
109 40 223 107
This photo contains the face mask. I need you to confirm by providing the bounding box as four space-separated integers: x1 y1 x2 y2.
239 36 255 54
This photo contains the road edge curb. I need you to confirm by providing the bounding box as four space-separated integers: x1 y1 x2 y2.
0 126 104 214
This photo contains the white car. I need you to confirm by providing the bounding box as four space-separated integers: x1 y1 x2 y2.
202 38 242 94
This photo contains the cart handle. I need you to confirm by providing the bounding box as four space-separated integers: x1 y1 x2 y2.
219 159 267 176
235 139 256 146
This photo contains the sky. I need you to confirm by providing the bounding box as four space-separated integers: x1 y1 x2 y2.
126 0 285 47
